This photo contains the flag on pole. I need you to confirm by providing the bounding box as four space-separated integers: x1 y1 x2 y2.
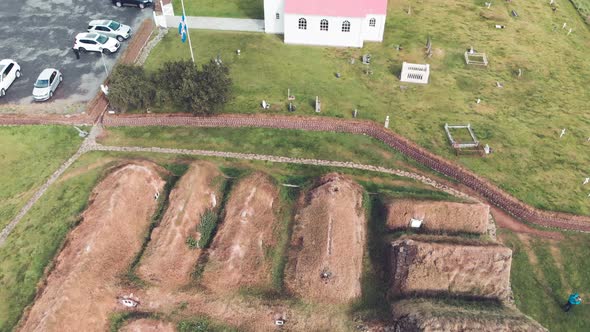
178 15 187 43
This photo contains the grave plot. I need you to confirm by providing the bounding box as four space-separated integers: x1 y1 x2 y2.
285 173 366 303
388 237 512 301
138 162 221 288
386 199 490 234
200 172 279 292
20 162 166 332
390 299 548 332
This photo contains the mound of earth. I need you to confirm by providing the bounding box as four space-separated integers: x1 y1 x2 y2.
386 199 489 234
285 173 366 303
390 299 547 332
138 162 221 287
20 162 166 332
120 319 175 332
201 172 279 292
389 237 512 301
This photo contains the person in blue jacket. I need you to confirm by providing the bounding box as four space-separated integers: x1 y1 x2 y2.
563 293 582 312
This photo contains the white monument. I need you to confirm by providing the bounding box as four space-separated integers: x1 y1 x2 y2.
400 62 430 84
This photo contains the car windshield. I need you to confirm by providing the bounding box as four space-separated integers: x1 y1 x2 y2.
34 79 49 88
108 21 121 30
96 35 108 44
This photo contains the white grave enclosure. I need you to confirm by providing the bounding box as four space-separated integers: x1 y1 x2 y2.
400 62 430 84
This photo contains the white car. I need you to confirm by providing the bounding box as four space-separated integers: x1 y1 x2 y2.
87 20 131 42
0 59 21 97
32 68 62 101
73 33 120 54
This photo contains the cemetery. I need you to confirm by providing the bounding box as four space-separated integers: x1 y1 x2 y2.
145 0 590 216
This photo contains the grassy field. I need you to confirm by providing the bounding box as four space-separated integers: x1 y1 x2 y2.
571 0 590 20
145 0 590 215
501 230 590 331
0 126 83 230
172 0 263 18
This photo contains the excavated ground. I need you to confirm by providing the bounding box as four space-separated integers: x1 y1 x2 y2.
120 318 175 332
200 172 279 292
390 299 548 332
386 199 489 234
138 162 221 288
285 173 366 303
19 162 165 332
389 237 513 301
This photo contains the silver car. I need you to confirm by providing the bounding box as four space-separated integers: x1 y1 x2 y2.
87 20 131 42
32 68 62 101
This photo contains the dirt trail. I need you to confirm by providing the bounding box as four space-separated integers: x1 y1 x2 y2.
286 173 366 303
120 319 175 332
19 162 165 332
138 162 221 288
491 206 563 240
386 199 489 234
201 172 279 292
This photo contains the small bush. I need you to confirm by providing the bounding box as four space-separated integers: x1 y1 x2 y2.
108 65 155 112
186 236 198 249
197 210 218 248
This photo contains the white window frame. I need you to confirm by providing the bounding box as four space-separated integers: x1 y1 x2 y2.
298 18 307 30
320 19 329 31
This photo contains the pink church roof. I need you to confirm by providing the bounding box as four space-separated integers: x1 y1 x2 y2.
284 0 388 18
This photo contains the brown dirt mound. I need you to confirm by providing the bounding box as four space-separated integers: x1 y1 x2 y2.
201 172 279 292
389 238 512 301
390 299 548 332
386 199 489 234
138 162 221 288
120 319 175 332
285 173 366 303
19 162 166 332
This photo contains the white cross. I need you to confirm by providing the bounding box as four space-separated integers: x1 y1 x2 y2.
584 178 590 185
560 128 566 138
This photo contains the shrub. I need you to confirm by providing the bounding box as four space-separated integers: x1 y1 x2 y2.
186 236 198 249
107 65 155 112
197 210 218 248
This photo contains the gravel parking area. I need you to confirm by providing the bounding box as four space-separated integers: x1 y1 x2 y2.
0 0 151 106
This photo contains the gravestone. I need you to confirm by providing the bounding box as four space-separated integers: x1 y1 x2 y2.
384 115 390 128
315 96 321 113
362 54 371 64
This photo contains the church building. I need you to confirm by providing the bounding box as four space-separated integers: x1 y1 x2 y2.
264 0 388 48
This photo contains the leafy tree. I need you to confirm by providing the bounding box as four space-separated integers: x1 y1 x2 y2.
107 65 155 112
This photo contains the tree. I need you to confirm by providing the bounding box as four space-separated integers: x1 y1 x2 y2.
154 59 232 115
107 65 155 112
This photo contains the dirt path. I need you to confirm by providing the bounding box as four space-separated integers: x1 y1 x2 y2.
201 172 279 292
285 173 366 303
120 319 175 332
138 162 221 288
491 206 564 240
18 162 165 332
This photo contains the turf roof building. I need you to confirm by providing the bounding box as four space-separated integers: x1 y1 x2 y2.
264 0 388 48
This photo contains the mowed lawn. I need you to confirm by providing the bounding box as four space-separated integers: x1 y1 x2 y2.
0 126 83 229
501 231 590 331
172 0 264 18
145 0 590 215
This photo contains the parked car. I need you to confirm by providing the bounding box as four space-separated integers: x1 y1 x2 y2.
73 33 120 54
32 68 62 101
0 59 21 97
112 0 153 9
87 20 131 42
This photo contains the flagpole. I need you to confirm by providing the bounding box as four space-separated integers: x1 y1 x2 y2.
181 0 195 63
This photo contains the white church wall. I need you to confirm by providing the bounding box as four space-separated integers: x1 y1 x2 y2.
361 14 386 42
284 14 363 48
264 0 285 33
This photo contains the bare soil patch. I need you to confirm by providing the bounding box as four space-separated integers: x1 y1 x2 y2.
19 162 165 332
138 162 221 288
491 207 564 240
390 299 548 332
285 173 366 303
386 199 489 234
120 318 175 332
201 172 279 292
388 237 513 301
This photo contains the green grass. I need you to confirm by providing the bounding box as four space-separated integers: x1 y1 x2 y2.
0 153 105 332
100 126 424 174
0 126 83 229
178 316 238 332
145 0 590 216
570 0 590 20
501 230 590 331
172 0 263 19
197 210 219 248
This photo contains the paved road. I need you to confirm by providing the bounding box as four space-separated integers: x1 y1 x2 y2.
0 0 151 105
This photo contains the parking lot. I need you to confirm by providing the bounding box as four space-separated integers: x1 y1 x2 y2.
0 0 151 105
